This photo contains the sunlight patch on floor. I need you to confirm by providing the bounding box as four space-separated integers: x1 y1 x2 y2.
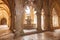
23 29 37 33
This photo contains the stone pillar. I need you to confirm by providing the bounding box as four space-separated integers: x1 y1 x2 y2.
14 0 24 37
44 0 54 31
37 11 42 32
35 0 43 32
50 9 54 31
7 0 16 33
44 9 51 31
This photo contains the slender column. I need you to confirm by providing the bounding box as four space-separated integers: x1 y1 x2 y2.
14 0 24 38
44 0 54 31
44 9 51 31
50 9 54 31
8 0 16 33
37 11 42 32
36 0 43 32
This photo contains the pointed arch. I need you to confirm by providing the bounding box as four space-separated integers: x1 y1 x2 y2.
41 9 45 30
1 18 7 25
52 8 59 27
0 0 11 28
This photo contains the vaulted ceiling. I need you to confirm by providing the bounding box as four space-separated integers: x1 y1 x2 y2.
1 0 60 16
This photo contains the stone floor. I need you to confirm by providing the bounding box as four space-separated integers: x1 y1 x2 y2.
0 33 14 40
1 29 60 40
23 29 37 33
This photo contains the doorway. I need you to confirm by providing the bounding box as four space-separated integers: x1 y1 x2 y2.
23 6 37 34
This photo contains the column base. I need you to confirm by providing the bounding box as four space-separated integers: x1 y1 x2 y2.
46 28 54 32
14 30 24 38
37 28 42 33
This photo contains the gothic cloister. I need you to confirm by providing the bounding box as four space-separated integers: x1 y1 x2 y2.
0 0 60 40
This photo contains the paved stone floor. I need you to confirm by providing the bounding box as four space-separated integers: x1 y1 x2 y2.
1 29 60 40
0 33 14 40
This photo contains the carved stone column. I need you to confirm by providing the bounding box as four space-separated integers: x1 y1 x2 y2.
44 0 54 31
14 0 24 37
7 0 16 33
50 9 54 31
35 0 43 32
37 11 42 32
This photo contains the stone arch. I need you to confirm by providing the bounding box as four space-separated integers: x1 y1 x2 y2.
50 2 59 29
52 8 59 27
51 0 60 16
0 0 11 29
1 18 7 25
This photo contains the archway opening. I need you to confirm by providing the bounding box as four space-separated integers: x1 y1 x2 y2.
0 0 11 36
23 1 37 33
52 8 59 29
41 9 45 30
1 18 7 25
